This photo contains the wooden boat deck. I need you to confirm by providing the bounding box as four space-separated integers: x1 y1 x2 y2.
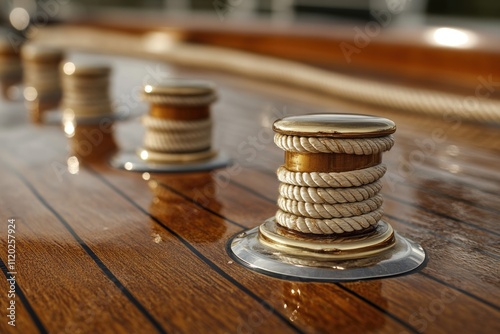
0 28 499 333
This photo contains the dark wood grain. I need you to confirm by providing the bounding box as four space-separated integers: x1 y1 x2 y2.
0 22 499 334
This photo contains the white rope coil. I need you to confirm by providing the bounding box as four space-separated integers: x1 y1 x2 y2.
142 116 212 153
274 133 391 234
142 116 211 131
277 164 386 188
274 134 394 155
277 194 383 219
279 181 382 204
143 129 211 152
141 93 217 107
276 209 383 234
31 28 500 124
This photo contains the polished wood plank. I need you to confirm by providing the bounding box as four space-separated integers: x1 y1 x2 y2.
102 162 498 332
0 156 161 334
0 259 41 334
1 45 499 334
151 168 500 307
96 167 413 334
0 137 298 334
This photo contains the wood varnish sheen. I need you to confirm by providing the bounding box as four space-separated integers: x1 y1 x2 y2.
0 19 499 334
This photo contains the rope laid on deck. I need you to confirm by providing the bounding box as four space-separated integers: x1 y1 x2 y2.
33 27 500 124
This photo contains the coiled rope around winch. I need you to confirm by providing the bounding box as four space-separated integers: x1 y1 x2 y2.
275 134 394 235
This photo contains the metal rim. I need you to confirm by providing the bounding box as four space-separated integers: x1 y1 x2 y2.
109 150 231 173
259 219 396 260
228 219 426 282
273 113 396 138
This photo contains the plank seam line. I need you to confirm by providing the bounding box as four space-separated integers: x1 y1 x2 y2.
158 181 247 230
384 193 500 237
335 284 419 334
419 272 500 311
402 182 500 216
1 159 168 334
149 179 417 331
229 179 500 311
384 213 500 261
88 167 305 334
152 178 419 333
245 147 500 201
230 165 500 236
0 257 48 334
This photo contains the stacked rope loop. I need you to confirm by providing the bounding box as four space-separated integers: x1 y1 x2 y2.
21 43 64 121
61 62 113 119
0 36 22 99
273 115 395 235
140 81 217 162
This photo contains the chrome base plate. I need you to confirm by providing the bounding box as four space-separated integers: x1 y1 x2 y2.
228 218 426 281
110 150 231 173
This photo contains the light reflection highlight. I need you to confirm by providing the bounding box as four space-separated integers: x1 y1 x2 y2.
140 150 149 160
447 164 461 174
63 62 76 75
9 7 30 30
67 156 79 175
446 145 460 157
428 27 477 48
124 162 133 170
23 86 38 101
63 120 75 138
142 32 179 53
438 159 462 174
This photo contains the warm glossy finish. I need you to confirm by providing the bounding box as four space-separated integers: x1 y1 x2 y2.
0 35 17 55
77 14 500 92
284 152 382 172
259 219 395 258
273 114 396 138
61 62 111 77
230 219 425 281
143 80 215 96
20 44 63 62
0 26 499 334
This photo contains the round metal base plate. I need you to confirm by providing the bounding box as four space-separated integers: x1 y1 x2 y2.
228 218 426 282
109 150 231 173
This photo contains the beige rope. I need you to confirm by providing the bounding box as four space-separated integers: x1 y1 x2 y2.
275 164 386 233
279 181 382 204
275 209 383 234
274 134 394 155
278 194 383 219
277 165 386 188
32 27 500 124
141 93 217 107
142 116 211 131
163 44 500 124
275 132 391 234
143 129 211 152
142 116 212 153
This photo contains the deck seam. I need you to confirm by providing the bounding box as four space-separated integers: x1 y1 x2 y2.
0 258 48 334
229 178 500 311
1 158 167 334
88 167 305 334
